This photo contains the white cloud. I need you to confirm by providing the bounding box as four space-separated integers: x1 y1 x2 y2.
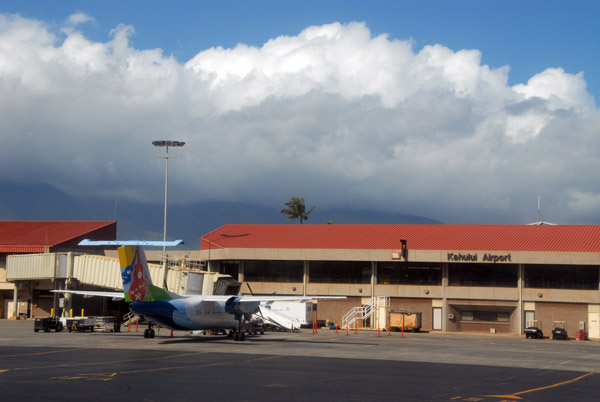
67 12 95 27
0 16 598 223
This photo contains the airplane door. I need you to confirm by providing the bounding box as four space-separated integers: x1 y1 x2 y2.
433 307 442 330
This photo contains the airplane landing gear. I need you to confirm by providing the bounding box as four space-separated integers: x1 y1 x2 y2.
143 322 156 338
233 315 247 341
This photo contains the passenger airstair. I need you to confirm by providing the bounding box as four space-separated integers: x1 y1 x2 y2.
122 311 141 327
342 297 389 330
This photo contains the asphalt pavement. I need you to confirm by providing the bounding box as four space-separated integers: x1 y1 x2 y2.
1 320 599 401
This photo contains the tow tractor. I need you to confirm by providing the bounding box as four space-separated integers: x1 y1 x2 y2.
552 321 569 340
524 319 544 339
34 316 64 332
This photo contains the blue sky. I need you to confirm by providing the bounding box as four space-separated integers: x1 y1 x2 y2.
0 0 599 225
4 0 598 98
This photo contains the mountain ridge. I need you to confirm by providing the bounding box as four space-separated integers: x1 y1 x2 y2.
0 181 441 246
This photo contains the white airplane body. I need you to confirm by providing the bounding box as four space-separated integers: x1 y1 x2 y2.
55 240 344 340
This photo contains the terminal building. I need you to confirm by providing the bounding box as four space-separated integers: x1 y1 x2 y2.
196 224 600 338
2 221 599 339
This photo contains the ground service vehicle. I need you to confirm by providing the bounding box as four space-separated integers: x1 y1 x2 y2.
524 320 544 339
33 316 64 332
245 318 265 335
67 318 96 332
552 321 568 340
524 326 544 339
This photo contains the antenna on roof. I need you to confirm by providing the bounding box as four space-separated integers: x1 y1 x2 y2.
528 195 556 225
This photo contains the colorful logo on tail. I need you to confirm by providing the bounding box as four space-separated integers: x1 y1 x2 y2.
118 245 171 303
129 248 148 301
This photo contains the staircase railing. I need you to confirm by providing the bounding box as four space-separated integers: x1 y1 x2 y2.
122 311 140 327
342 297 389 330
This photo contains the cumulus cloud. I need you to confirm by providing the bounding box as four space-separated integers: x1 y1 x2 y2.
67 12 95 27
0 16 598 223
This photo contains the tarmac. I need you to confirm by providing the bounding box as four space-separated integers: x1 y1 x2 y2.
1 319 599 401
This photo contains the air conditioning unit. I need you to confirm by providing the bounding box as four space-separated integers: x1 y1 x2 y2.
448 313 454 320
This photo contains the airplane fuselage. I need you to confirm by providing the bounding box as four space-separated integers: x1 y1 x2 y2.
131 296 260 331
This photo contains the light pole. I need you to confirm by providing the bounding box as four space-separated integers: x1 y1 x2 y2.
152 140 185 290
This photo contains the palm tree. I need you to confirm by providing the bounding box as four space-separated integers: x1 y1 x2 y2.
280 197 315 224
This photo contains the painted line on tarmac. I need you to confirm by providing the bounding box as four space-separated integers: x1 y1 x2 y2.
451 367 600 401
2 347 237 374
0 346 103 358
51 354 289 381
485 368 600 399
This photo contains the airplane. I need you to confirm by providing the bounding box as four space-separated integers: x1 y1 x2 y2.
53 240 345 341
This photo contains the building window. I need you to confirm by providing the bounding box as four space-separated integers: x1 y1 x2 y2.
219 261 239 278
461 311 510 322
449 264 518 287
309 261 371 284
377 262 442 285
525 265 599 290
244 260 304 282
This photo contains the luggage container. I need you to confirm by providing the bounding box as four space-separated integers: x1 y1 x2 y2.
389 311 422 332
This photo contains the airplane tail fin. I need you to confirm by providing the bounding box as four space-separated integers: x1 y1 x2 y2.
118 245 173 302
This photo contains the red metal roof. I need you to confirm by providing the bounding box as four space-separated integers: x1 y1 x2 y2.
0 221 117 253
201 224 600 253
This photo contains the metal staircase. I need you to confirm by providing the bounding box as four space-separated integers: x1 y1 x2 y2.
342 297 390 330
256 304 302 331
122 311 141 327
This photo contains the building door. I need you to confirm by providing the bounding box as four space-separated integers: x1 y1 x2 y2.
433 307 442 330
589 311 600 339
524 310 536 328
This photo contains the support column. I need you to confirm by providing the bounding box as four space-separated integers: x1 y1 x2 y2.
12 281 19 319
238 261 244 283
303 261 309 296
442 263 448 331
517 264 524 335
371 261 376 299
371 261 377 329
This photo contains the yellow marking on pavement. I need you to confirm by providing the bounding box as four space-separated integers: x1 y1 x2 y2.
52 372 117 382
7 349 225 373
0 346 102 358
50 353 288 382
484 368 600 400
0 369 10 373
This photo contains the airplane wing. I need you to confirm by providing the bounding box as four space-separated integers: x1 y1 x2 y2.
51 289 124 301
78 239 184 247
201 295 346 302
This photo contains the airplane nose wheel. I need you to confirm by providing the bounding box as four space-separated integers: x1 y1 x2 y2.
233 331 245 341
143 322 156 338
